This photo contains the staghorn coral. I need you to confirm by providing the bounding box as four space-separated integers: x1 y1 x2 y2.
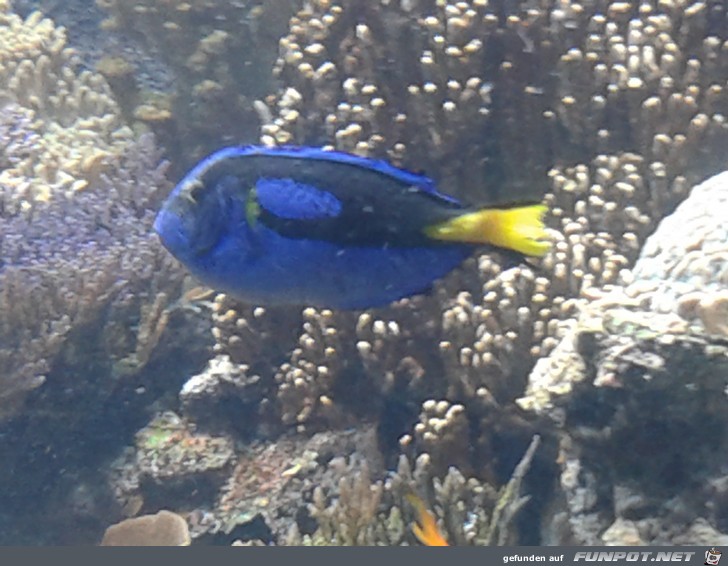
299 463 393 546
94 0 302 169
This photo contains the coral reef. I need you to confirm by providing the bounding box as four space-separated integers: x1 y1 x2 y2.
108 422 386 543
182 0 724 478
0 1 212 545
229 0 717 413
165 0 728 545
265 0 728 201
94 0 302 169
0 123 208 544
126 1 723 546
3 0 728 547
520 171 728 544
0 130 181 419
107 412 539 546
521 170 728 414
262 0 728 313
265 0 549 203
0 0 200 419
522 297 728 545
0 4 133 211
289 434 541 546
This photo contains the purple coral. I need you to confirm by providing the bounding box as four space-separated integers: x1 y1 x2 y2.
1 133 181 421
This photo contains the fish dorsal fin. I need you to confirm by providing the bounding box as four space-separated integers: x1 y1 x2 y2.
201 145 454 201
263 146 441 196
255 177 343 221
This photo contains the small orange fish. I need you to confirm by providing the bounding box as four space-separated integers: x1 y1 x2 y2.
406 493 450 546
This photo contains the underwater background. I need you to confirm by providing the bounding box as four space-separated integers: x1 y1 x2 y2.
1 0 728 546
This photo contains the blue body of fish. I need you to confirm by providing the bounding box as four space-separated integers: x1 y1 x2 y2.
153 146 476 309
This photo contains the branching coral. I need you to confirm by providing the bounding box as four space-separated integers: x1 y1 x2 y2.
265 0 552 203
266 0 726 200
521 170 728 414
266 0 727 274
0 5 133 211
284 434 541 545
294 463 397 546
94 0 302 168
0 103 199 547
0 130 185 420
0 1 193 421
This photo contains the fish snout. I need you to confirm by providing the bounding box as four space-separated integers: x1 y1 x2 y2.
153 207 192 258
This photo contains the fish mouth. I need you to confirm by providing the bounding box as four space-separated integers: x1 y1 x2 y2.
154 200 225 260
153 207 191 256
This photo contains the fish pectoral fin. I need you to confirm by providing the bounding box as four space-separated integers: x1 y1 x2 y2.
255 177 342 221
423 204 551 257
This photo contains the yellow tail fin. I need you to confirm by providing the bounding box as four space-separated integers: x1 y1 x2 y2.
423 204 550 257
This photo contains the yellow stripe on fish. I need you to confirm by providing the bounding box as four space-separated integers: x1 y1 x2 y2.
423 204 550 257
246 186 261 228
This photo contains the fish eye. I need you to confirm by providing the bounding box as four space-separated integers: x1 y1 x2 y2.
189 182 206 202
180 180 206 204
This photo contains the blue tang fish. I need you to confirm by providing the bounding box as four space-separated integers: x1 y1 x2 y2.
154 146 549 309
